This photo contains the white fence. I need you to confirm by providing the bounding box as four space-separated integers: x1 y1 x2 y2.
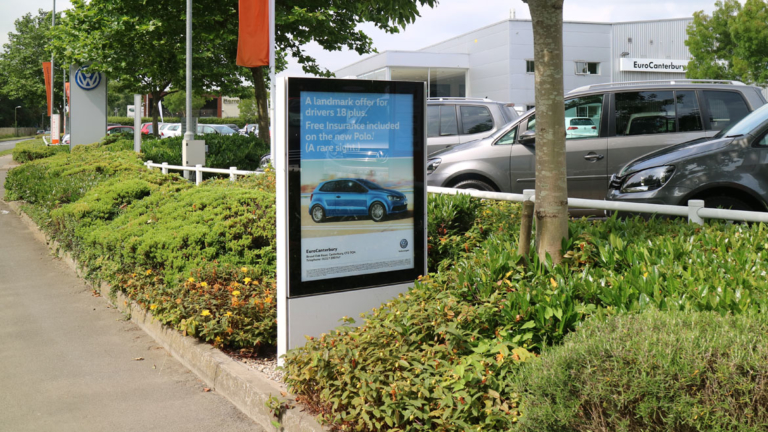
144 161 263 185
427 186 768 225
143 162 768 225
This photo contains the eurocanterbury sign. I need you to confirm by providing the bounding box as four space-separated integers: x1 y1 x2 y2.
74 66 102 90
620 58 688 73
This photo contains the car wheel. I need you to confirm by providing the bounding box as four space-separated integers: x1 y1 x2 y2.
310 205 326 223
369 202 387 222
453 179 495 191
703 196 754 212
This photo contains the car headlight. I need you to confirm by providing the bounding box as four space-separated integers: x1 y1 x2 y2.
427 158 441 175
387 195 400 201
620 166 675 193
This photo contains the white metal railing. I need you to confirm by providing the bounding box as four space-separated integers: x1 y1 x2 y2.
144 160 263 185
427 186 768 225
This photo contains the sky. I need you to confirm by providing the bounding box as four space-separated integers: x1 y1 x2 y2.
0 0 742 79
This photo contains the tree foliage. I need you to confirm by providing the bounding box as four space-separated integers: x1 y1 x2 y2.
163 91 208 117
687 0 768 86
0 10 61 127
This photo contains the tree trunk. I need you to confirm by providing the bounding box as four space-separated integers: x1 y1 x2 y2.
250 66 270 143
525 0 568 265
150 90 162 138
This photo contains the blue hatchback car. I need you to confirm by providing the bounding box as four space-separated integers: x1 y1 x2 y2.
309 179 407 223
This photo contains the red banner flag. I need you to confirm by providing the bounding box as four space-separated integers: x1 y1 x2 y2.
43 62 52 116
236 0 269 67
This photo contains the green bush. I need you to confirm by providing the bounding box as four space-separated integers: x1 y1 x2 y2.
11 139 69 163
133 133 269 172
514 309 768 432
108 116 248 128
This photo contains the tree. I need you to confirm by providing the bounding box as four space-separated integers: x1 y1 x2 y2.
686 0 742 81
164 91 208 117
523 0 569 264
687 0 768 86
0 10 62 129
238 97 258 123
241 0 439 142
52 0 247 136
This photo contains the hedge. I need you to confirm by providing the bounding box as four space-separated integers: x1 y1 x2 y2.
12 138 69 163
514 309 768 432
108 116 250 128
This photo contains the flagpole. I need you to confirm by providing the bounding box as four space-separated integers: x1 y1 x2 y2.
269 0 275 160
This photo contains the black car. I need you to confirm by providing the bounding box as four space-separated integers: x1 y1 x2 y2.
607 103 768 212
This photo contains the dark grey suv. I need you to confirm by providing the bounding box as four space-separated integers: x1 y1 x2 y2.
607 102 768 212
427 80 766 204
427 98 518 155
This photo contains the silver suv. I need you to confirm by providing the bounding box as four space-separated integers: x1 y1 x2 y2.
427 80 766 205
427 97 518 155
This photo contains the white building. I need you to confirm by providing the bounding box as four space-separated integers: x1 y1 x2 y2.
335 18 695 112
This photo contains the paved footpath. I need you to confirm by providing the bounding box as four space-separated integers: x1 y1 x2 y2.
0 155 263 432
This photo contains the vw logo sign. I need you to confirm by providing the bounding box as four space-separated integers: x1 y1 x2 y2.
74 66 102 90
400 239 408 249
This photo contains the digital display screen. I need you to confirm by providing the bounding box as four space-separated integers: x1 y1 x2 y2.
287 78 426 297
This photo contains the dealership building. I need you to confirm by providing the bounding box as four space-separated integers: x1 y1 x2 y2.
335 17 701 112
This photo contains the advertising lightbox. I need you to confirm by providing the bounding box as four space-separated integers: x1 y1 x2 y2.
277 77 427 356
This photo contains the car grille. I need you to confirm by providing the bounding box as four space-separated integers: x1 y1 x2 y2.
393 204 407 212
609 174 624 190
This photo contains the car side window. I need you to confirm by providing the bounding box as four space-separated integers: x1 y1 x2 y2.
564 94 603 139
496 126 518 145
460 106 493 135
427 106 440 137
350 182 368 193
526 116 536 132
615 91 676 136
439 106 458 136
319 182 336 192
676 91 703 132
702 91 750 131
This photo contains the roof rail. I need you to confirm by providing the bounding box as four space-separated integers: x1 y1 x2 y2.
568 79 747 94
427 97 493 102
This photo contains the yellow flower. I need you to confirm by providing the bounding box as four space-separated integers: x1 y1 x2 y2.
550 278 558 288
244 277 252 284
150 304 158 310
226 312 233 317
496 353 504 363
200 282 208 288
201 310 211 317
241 267 248 273
145 269 152 275
188 277 195 283
232 291 241 297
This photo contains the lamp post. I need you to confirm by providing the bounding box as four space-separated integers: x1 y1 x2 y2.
15 106 22 137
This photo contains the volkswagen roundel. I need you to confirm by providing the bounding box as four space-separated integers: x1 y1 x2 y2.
74 66 102 90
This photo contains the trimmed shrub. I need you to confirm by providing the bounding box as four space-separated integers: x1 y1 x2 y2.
12 139 69 163
108 116 248 128
514 309 768 432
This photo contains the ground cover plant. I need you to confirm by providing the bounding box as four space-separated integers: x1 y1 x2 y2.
282 197 768 431
5 142 279 350
514 309 768 432
11 138 69 162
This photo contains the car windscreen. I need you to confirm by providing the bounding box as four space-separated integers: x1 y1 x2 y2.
725 103 768 137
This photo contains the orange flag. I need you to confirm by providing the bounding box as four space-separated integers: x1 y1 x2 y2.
43 62 52 116
236 0 269 68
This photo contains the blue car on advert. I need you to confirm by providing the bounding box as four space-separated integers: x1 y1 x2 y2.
309 178 407 223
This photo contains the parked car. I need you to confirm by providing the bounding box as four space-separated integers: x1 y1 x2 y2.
309 178 407 223
141 122 166 135
106 125 134 135
240 124 258 135
211 125 237 135
224 124 240 132
426 80 766 210
427 97 518 155
606 102 768 213
61 134 70 146
162 123 182 138
565 117 598 138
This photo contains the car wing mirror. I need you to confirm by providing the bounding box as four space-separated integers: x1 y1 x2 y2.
519 129 536 146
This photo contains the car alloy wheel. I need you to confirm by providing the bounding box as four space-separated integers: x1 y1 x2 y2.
311 205 326 223
370 202 386 222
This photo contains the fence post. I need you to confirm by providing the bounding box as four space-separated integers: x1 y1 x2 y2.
162 162 169 175
688 199 705 225
230 166 237 182
146 160 153 171
195 164 203 186
518 189 535 258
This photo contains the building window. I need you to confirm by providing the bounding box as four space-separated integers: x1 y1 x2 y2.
575 62 600 75
526 60 535 73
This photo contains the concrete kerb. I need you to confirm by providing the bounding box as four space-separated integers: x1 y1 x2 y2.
4 200 327 432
